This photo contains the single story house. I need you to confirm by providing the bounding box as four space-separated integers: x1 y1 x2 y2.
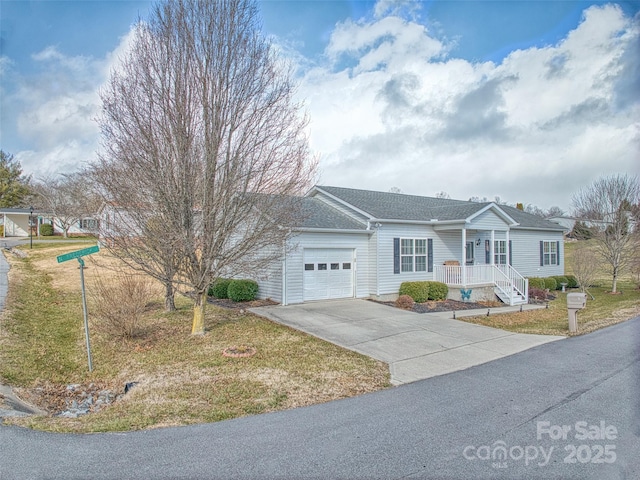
252 186 566 306
0 208 46 238
0 208 98 238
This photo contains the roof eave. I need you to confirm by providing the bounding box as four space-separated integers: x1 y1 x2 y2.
511 225 566 232
372 218 463 225
294 227 372 234
311 187 375 220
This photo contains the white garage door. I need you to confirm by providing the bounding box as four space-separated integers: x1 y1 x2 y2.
303 248 354 301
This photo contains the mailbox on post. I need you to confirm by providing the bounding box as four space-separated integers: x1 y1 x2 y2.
567 292 587 333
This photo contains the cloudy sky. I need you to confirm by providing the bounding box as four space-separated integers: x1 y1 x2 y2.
1 0 639 212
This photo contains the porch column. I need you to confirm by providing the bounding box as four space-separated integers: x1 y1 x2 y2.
461 228 467 285
506 230 510 266
490 230 495 265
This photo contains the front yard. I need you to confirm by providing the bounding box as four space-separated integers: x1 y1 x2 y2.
457 284 640 335
458 240 640 335
1 240 638 433
0 243 389 433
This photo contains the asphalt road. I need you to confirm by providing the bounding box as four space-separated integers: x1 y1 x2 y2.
1 316 638 479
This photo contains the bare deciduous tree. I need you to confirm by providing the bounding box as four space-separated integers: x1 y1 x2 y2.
95 0 316 333
572 173 640 293
570 244 601 299
33 172 100 237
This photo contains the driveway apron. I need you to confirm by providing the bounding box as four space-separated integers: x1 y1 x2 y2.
250 299 565 385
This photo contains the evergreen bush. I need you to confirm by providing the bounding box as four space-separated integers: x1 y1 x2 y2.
565 275 578 288
227 279 259 302
426 281 448 300
552 276 569 289
528 278 545 289
544 277 557 291
398 281 429 303
209 278 232 298
39 224 54 236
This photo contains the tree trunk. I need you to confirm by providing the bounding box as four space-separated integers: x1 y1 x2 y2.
191 291 207 335
164 282 176 312
611 269 618 294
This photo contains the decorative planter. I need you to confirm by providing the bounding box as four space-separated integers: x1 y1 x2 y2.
222 346 256 358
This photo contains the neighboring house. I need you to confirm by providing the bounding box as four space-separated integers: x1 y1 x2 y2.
550 214 637 235
0 208 47 238
0 208 98 238
253 186 566 306
548 216 607 235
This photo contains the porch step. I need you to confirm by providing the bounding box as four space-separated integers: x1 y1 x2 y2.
495 288 527 306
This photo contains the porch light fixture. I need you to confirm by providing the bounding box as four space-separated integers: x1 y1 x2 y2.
476 238 481 246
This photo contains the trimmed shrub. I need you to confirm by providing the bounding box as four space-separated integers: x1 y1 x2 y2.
395 295 415 310
552 276 569 289
565 275 578 288
528 277 545 289
529 287 547 301
399 281 429 303
426 281 448 300
544 277 557 291
227 279 259 302
208 278 232 298
39 224 54 236
89 272 158 338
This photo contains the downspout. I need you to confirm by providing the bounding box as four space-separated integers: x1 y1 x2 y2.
376 223 380 297
281 240 287 306
505 229 512 304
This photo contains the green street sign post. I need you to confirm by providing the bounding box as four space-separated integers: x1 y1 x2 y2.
57 245 100 372
56 245 100 263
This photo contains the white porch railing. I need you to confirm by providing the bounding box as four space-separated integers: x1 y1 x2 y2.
434 264 529 306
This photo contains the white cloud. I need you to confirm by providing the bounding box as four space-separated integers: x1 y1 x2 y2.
10 31 137 178
295 3 640 210
6 3 638 213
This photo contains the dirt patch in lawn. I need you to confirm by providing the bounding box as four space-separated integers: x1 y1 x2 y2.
207 298 278 310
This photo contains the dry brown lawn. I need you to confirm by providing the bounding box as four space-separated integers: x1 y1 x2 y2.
1 244 390 433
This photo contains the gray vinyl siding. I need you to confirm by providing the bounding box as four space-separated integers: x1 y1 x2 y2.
435 230 462 264
255 259 283 303
284 231 370 304
375 223 437 295
470 210 509 231
509 229 565 277
236 242 284 303
368 233 379 296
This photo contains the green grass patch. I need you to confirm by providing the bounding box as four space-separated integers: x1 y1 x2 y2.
459 239 640 335
0 247 389 433
0 258 86 385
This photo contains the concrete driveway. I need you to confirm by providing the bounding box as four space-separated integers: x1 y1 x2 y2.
250 299 565 385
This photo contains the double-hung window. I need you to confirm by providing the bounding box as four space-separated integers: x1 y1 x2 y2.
494 240 507 265
401 238 427 272
543 241 558 265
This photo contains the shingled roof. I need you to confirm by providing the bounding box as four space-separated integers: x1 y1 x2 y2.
314 186 565 230
297 197 368 230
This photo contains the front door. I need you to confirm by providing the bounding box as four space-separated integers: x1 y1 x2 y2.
465 241 474 265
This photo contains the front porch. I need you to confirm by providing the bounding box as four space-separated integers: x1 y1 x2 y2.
434 264 529 306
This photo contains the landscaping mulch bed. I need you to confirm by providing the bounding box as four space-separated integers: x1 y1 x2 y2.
207 298 278 309
372 298 494 313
